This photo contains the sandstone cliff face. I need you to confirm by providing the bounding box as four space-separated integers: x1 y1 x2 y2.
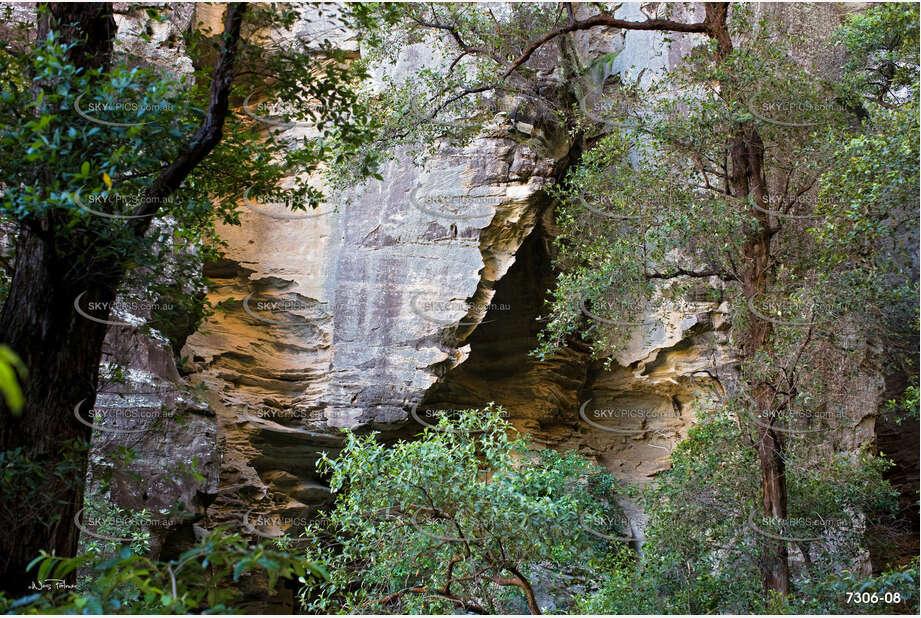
73 4 218 560
175 6 717 555
75 3 903 589
181 127 563 527
86 325 219 559
173 5 743 545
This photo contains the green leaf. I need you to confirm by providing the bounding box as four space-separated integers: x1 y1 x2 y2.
232 558 252 581
36 556 55 583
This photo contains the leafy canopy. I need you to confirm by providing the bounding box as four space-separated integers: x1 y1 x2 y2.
0 3 382 304
301 405 626 614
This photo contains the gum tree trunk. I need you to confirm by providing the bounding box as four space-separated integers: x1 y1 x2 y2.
711 8 791 595
731 126 791 595
0 2 246 595
0 4 118 594
0 225 119 593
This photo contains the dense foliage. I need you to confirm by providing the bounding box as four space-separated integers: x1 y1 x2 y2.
302 405 916 614
576 409 915 614
300 406 624 614
0 531 325 614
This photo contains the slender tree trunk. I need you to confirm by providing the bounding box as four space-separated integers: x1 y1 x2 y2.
701 5 793 594
731 122 791 595
756 422 791 594
0 3 118 595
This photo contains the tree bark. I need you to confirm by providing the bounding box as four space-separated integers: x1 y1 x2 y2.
756 422 791 594
0 3 118 594
0 225 118 593
35 3 116 72
492 567 541 615
728 95 792 600
0 2 246 596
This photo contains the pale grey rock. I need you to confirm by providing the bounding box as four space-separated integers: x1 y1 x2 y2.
114 3 196 75
85 324 219 559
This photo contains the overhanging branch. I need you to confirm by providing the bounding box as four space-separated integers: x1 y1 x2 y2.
132 2 247 233
503 10 712 78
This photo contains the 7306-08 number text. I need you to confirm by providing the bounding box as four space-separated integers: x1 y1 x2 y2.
845 592 901 604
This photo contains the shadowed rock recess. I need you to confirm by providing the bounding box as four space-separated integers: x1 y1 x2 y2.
68 2 916 611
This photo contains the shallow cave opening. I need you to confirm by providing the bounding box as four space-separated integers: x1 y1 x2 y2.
416 210 591 432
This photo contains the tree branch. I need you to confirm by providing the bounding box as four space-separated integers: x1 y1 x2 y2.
361 586 426 609
503 11 711 78
645 267 736 283
442 555 463 596
430 85 494 119
408 12 506 66
363 585 487 614
491 564 541 614
131 3 247 233
424 593 488 614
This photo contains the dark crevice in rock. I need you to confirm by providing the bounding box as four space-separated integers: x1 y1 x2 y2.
870 369 920 572
417 207 593 436
203 256 254 280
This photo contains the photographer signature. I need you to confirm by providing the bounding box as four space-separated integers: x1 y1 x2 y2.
27 579 78 592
